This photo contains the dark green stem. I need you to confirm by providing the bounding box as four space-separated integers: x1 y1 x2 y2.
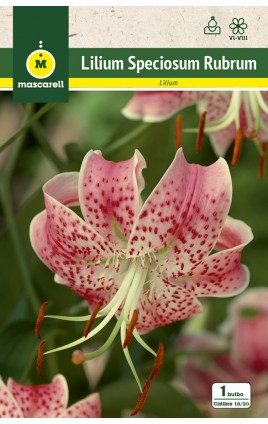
0 104 40 314
0 102 56 153
104 123 151 155
31 122 64 171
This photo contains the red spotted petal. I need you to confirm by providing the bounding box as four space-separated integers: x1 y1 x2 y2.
0 378 22 418
31 210 120 306
134 277 203 334
62 393 101 418
7 375 68 418
30 172 116 281
127 149 232 275
41 173 115 262
79 150 146 246
180 216 253 297
122 91 203 122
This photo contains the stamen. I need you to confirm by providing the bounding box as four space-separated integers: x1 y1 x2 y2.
258 142 267 179
129 342 164 416
130 380 151 416
36 340 46 377
121 321 142 392
175 115 183 150
123 309 139 348
83 302 102 337
44 300 122 355
196 111 206 152
231 128 243 168
35 301 48 339
72 349 86 365
148 342 165 381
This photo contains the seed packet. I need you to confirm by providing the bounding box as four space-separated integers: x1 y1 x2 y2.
0 2 266 421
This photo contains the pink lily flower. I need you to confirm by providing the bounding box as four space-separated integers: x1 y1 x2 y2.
122 91 268 157
30 148 252 399
0 374 101 418
223 288 268 375
176 332 268 417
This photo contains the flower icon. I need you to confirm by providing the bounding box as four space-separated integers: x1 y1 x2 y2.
229 18 248 35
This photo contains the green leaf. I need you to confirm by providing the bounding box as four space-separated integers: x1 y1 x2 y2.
99 379 204 418
0 321 39 382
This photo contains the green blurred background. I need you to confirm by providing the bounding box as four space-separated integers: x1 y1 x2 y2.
0 91 266 417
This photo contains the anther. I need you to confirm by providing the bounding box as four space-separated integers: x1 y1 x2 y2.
83 302 102 337
175 115 183 150
231 128 243 168
36 340 46 377
196 111 206 152
123 309 139 349
148 342 164 381
35 301 48 339
130 380 151 416
258 142 267 179
72 349 86 365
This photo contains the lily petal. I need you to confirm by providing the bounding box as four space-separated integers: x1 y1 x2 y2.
215 215 253 251
43 172 80 206
42 173 115 261
61 393 101 418
181 217 253 297
135 277 203 333
31 210 119 305
226 288 268 374
79 150 146 246
178 333 255 402
31 172 112 273
258 91 268 142
207 125 236 157
198 91 236 156
7 375 68 418
127 149 232 276
122 91 202 122
0 378 22 418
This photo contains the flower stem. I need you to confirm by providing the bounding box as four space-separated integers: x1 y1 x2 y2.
104 123 151 155
0 102 56 153
30 121 64 171
0 103 40 314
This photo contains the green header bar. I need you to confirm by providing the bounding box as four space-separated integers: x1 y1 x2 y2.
13 6 69 102
1 48 268 80
69 48 266 78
